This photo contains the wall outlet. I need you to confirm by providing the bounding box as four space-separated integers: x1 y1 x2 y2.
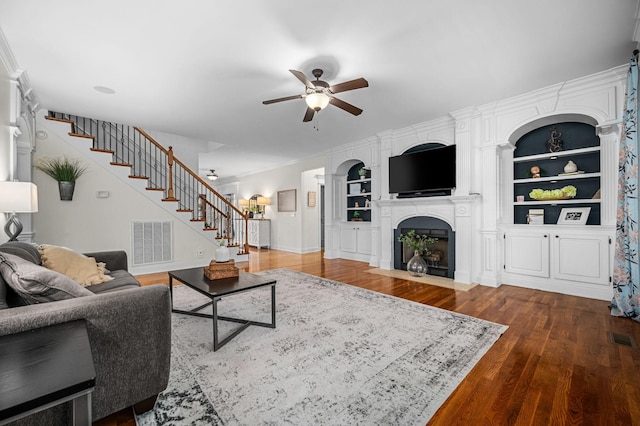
196 248 204 258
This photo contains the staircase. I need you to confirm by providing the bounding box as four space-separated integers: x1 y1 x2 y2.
45 112 249 257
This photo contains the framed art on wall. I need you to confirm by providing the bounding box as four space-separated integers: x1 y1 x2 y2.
308 191 317 207
557 207 591 225
277 189 296 212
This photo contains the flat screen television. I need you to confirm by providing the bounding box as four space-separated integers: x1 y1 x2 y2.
389 144 456 197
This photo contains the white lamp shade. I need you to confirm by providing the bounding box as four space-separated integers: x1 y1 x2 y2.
305 93 330 111
239 199 250 207
257 196 271 206
0 182 38 213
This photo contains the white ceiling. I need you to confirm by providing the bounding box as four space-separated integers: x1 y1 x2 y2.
1 0 639 180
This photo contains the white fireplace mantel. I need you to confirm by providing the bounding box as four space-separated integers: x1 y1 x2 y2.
375 194 481 283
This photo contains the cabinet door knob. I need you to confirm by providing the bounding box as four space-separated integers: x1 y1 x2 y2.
544 234 548 238
555 235 559 238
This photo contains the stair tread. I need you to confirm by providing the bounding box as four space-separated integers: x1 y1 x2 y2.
90 148 114 154
54 114 248 250
45 116 74 124
69 132 94 140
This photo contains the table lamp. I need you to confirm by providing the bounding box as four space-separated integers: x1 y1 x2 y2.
0 181 38 241
257 196 270 219
239 199 250 214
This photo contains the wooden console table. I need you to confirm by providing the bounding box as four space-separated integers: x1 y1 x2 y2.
0 320 96 425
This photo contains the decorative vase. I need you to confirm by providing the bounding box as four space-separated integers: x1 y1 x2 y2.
406 250 428 277
58 181 75 201
215 244 230 262
564 160 577 173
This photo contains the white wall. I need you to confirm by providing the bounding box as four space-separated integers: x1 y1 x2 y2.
219 157 325 253
0 30 34 239
145 129 208 172
324 63 626 297
301 167 324 253
31 115 225 274
0 53 10 182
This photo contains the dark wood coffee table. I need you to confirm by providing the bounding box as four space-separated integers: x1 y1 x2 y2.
168 268 276 351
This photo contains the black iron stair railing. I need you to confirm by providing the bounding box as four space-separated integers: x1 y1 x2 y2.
46 112 248 254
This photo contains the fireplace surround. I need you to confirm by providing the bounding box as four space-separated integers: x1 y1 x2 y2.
376 195 479 284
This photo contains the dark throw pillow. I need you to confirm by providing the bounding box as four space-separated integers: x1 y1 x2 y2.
0 241 42 265
0 252 93 304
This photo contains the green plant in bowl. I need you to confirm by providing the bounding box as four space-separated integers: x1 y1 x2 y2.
529 185 577 200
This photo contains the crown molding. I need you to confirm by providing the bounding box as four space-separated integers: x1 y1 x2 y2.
0 27 19 76
0 27 36 106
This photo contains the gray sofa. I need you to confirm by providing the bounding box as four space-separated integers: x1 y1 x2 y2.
0 242 171 425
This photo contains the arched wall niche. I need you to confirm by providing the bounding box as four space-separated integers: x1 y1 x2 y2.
335 159 364 176
392 211 454 231
401 142 445 155
507 113 599 145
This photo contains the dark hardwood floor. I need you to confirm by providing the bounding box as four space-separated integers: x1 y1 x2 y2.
95 249 640 425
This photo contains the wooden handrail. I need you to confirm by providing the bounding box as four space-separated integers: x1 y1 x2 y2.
135 127 245 217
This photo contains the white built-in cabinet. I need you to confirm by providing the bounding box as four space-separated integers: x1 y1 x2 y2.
504 230 550 278
501 119 616 300
503 227 611 298
551 232 610 285
247 219 270 248
339 223 371 261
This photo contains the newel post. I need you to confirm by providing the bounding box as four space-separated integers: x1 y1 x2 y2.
164 146 177 201
244 214 249 253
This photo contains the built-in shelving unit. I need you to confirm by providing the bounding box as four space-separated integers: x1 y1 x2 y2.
512 122 601 225
346 162 371 222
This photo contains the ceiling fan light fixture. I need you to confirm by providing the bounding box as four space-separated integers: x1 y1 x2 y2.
206 169 218 181
305 92 330 111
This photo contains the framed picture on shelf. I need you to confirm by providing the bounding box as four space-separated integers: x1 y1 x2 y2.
557 207 591 225
527 209 544 225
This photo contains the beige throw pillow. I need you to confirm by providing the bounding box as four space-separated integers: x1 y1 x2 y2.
38 244 113 287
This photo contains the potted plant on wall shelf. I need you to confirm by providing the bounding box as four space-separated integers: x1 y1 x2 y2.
398 229 438 277
358 167 367 179
35 156 87 201
352 211 362 221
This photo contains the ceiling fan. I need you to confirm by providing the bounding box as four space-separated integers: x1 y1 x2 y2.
263 69 369 122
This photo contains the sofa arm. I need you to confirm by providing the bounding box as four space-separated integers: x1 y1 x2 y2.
83 250 129 272
0 285 171 423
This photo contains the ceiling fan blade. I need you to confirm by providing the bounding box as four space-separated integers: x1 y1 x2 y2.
329 77 369 94
262 94 303 105
328 96 363 116
290 69 316 88
303 107 315 122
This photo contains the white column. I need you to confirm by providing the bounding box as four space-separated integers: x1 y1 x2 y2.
596 123 620 227
451 198 474 283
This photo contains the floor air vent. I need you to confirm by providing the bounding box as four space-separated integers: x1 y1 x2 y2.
131 221 173 266
608 332 637 348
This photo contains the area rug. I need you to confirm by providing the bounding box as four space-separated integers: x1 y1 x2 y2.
136 269 507 426
364 268 478 291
